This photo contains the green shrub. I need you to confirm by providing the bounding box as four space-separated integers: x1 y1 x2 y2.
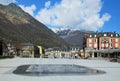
44 55 48 58
0 55 14 59
34 55 40 58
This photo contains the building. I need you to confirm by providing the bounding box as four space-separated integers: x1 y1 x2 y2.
45 47 71 58
16 43 34 57
69 46 81 58
7 43 16 55
0 40 8 56
86 32 120 58
34 45 45 58
45 47 82 59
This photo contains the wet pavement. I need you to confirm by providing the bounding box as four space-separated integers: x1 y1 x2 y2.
13 64 105 76
0 58 120 81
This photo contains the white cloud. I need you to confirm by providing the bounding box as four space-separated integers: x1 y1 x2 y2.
35 0 111 31
0 0 16 5
19 4 36 16
45 1 51 8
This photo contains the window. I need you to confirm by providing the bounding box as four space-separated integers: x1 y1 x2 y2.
104 34 107 36
116 34 118 37
94 39 97 43
111 43 112 48
102 37 108 42
89 39 92 43
89 44 92 47
116 39 118 42
94 35 96 37
109 43 112 48
102 43 104 47
101 47 104 50
115 43 118 48
111 39 112 42
94 44 97 48
90 35 92 37
106 43 108 47
111 34 113 37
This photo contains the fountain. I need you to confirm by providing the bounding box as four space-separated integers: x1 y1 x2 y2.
13 64 106 76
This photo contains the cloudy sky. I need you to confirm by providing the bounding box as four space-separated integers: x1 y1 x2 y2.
0 0 120 33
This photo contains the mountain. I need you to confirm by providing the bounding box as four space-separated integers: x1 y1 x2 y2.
56 29 94 49
0 3 68 48
56 29 71 38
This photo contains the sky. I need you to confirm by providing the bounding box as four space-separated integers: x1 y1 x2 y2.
0 0 120 34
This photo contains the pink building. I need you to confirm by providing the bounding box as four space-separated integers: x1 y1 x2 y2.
86 32 120 58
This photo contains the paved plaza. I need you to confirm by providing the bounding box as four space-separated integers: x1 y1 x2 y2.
0 58 120 81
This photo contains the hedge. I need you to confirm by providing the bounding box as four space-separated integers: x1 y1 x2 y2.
0 55 14 59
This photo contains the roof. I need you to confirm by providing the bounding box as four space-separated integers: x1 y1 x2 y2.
88 32 120 38
20 43 34 46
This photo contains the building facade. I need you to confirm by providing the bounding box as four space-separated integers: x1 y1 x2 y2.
86 32 120 58
87 32 120 50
